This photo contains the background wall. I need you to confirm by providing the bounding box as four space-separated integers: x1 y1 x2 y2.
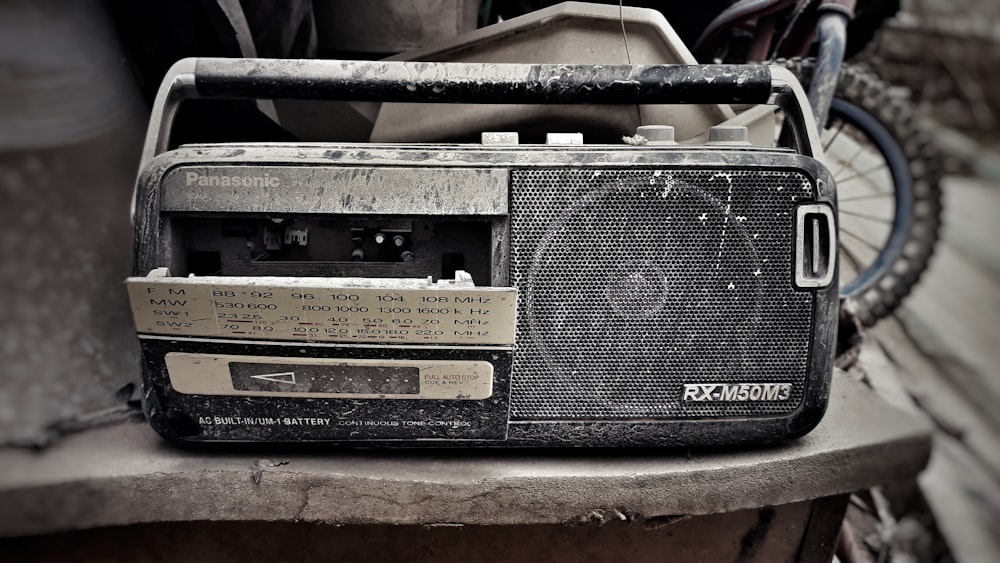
862 0 1000 149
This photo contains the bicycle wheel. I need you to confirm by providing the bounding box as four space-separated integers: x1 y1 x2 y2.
776 58 943 326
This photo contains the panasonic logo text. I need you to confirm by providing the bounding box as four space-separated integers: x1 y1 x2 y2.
682 383 793 402
185 171 280 188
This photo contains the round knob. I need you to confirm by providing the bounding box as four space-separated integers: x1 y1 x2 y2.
636 125 677 145
707 125 750 145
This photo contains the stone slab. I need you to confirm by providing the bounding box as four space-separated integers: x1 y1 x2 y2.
0 374 931 537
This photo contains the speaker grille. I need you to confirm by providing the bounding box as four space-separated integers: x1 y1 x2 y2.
509 168 815 420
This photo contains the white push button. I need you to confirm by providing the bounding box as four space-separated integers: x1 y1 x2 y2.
545 132 583 145
636 125 677 145
481 132 519 145
706 125 750 145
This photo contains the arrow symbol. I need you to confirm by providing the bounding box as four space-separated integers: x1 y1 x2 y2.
249 371 296 385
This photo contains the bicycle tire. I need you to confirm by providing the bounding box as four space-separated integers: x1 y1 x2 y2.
775 57 943 326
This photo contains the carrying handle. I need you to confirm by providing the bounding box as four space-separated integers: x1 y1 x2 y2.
139 58 821 172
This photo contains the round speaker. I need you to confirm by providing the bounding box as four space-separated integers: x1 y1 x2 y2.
510 168 811 419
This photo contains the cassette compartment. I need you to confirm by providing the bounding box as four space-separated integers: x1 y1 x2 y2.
168 214 495 283
149 164 511 286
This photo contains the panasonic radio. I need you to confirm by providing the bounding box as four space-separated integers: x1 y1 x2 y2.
127 58 838 446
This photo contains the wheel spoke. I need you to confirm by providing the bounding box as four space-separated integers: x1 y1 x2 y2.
830 145 868 178
840 241 868 273
840 228 885 253
839 209 894 224
839 193 894 203
835 163 889 185
823 120 846 151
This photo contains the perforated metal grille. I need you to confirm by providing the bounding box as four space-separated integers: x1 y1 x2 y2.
509 168 815 420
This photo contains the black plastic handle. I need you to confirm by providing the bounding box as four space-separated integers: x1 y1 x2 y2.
137 58 820 178
192 58 774 105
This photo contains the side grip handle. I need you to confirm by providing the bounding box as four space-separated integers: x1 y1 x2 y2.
795 204 837 288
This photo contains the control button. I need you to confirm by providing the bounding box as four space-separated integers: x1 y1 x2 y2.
706 125 750 145
546 132 584 145
635 125 677 145
481 132 519 145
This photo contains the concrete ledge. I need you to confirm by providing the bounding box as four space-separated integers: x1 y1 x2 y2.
0 375 931 537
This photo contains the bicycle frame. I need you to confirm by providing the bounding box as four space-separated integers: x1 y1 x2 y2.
693 0 858 127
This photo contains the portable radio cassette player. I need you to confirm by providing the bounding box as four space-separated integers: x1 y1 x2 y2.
128 58 838 446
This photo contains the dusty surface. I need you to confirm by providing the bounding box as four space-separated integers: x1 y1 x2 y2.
858 174 1000 562
0 375 929 537
0 0 147 445
0 122 144 445
0 503 822 563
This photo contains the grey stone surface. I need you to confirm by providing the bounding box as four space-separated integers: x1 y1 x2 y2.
866 0 1000 141
0 0 146 444
0 374 931 538
0 501 829 562
873 172 1000 562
